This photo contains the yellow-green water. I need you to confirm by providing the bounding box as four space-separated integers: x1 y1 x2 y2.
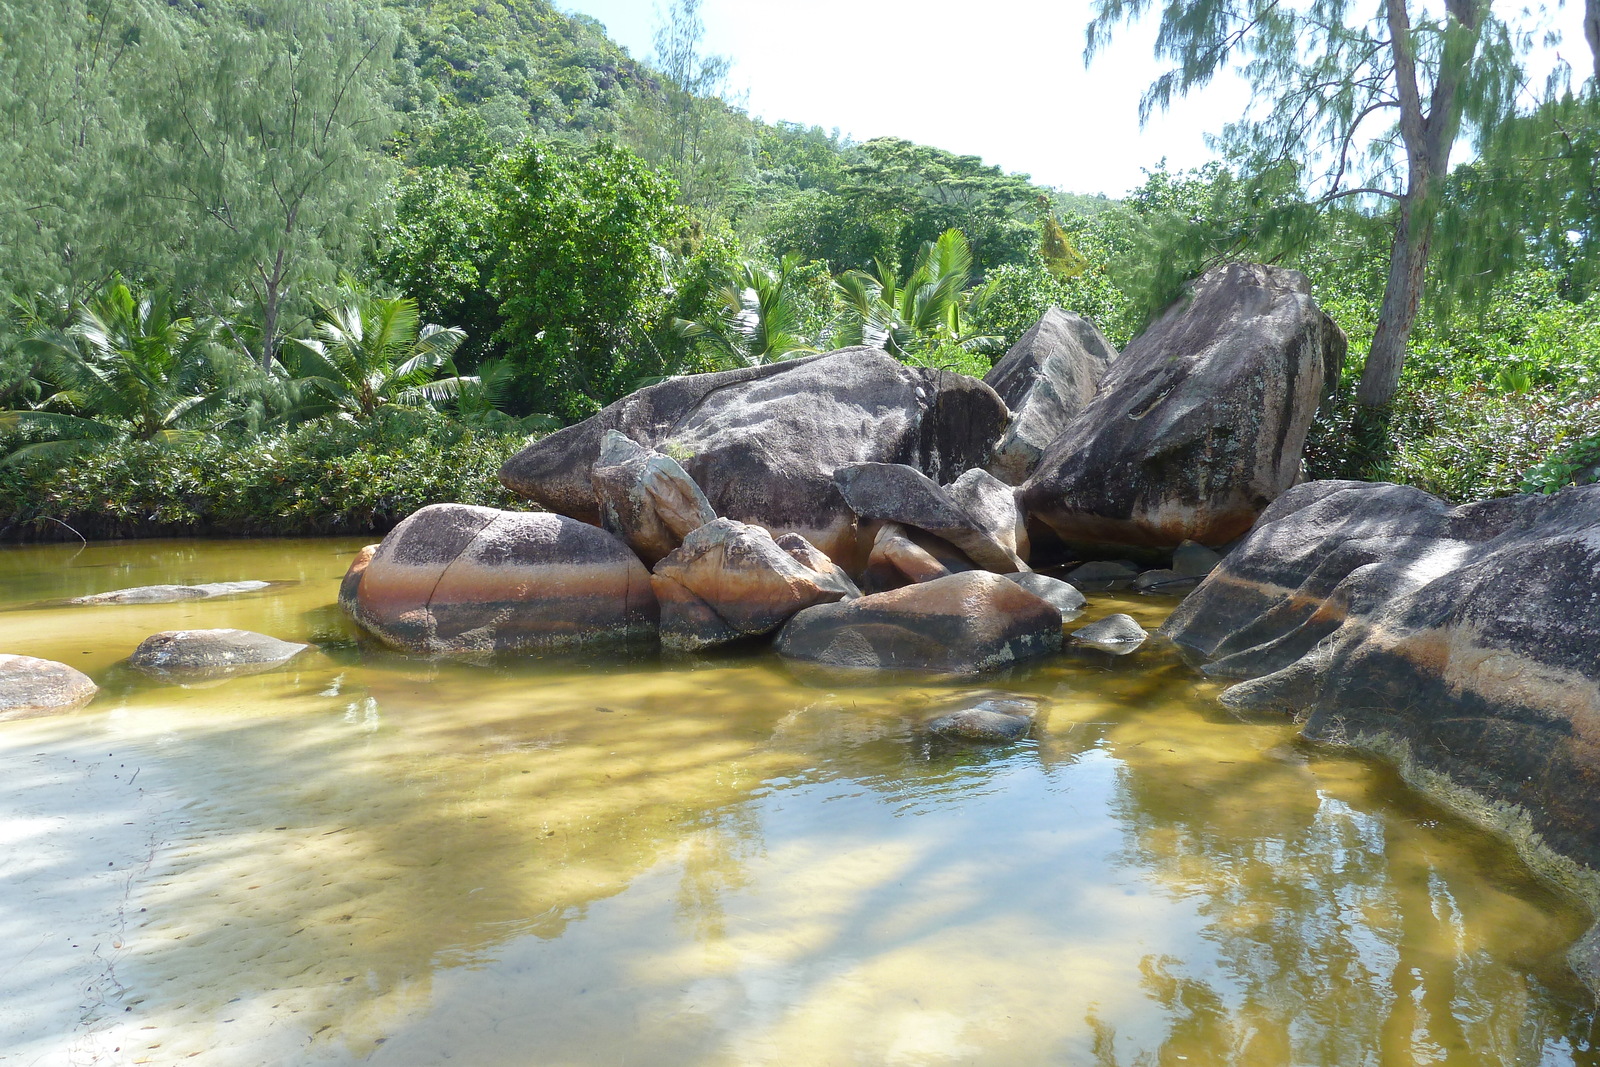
0 538 1594 1066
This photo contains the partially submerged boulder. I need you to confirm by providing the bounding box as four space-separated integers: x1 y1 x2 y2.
1072 614 1149 654
926 696 1042 743
591 430 717 566
0 655 97 720
834 463 1026 573
72 581 272 605
775 571 1062 675
127 629 308 680
651 519 854 652
1002 572 1086 621
341 503 657 654
1065 560 1140 593
499 348 1010 571
1163 479 1600 871
984 307 1119 483
1020 263 1346 550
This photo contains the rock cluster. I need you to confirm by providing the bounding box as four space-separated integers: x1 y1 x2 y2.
342 263 1343 676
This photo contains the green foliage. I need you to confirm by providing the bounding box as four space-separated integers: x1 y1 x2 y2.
493 141 683 418
0 408 526 537
834 229 1001 360
672 255 820 368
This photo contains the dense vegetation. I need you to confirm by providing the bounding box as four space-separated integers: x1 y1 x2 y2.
1 0 1597 539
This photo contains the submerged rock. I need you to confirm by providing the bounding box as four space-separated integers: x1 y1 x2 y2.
834 462 1026 573
127 629 308 679
651 519 854 652
1065 560 1140 593
984 307 1119 484
591 430 717 567
1163 478 1600 871
498 348 1010 571
72 580 272 605
341 503 657 654
0 654 97 720
775 571 1062 675
1132 568 1200 594
926 696 1042 743
1020 263 1346 550
1071 614 1149 654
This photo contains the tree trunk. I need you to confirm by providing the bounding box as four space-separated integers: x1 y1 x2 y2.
1586 0 1600 84
1358 195 1434 406
259 249 287 370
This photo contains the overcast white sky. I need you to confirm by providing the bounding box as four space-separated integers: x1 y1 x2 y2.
559 0 1592 198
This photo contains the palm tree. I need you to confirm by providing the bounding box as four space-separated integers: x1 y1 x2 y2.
285 286 468 420
834 229 1001 360
672 254 820 368
1 278 239 463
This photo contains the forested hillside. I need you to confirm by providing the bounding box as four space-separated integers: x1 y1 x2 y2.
1 0 1597 538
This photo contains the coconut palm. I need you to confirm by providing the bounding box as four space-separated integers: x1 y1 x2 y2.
672 254 820 368
834 229 1000 359
1 278 239 463
285 286 468 420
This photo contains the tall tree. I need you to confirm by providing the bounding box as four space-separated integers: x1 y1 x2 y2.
148 0 398 370
1086 0 1524 406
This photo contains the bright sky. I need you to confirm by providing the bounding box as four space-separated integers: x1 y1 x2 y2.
559 0 1592 198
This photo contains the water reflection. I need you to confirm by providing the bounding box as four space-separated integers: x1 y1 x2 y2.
0 539 1593 1066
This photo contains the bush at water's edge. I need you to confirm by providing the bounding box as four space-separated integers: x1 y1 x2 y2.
0 408 532 542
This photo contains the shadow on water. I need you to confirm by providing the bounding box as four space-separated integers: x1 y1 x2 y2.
0 539 1596 1065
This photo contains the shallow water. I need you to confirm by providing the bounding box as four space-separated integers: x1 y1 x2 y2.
0 537 1595 1066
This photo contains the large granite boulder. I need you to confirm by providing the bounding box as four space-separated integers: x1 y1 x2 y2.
0 655 97 720
591 430 717 566
983 307 1118 483
341 503 657 654
775 571 1062 674
499 348 1011 571
1020 263 1346 550
127 629 309 680
651 519 854 652
834 463 1027 573
1163 479 1600 871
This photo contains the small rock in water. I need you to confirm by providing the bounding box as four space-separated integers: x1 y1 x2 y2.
73 581 272 605
1065 560 1141 592
127 628 309 680
1071 614 1149 654
926 697 1041 743
1132 568 1200 593
1172 540 1224 578
0 654 98 721
1002 572 1086 620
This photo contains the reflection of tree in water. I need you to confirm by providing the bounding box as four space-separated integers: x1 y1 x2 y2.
1095 728 1598 1066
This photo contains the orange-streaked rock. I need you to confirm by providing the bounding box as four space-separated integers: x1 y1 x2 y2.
0 654 97 721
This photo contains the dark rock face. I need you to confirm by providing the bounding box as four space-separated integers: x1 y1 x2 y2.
591 430 717 567
499 348 1011 571
651 519 854 652
834 463 1026 573
775 571 1063 674
342 503 657 654
984 307 1119 483
1020 263 1346 549
1163 479 1600 870
1072 614 1149 653
127 629 308 679
1065 560 1140 593
72 581 271 605
0 654 97 720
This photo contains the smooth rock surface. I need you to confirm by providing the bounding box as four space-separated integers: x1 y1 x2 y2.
651 519 854 652
926 697 1041 742
862 523 956 591
1065 560 1140 592
0 654 97 720
775 533 861 599
834 463 1026 573
984 307 1119 483
1172 539 1224 578
1072 614 1149 654
775 571 1062 674
127 629 308 679
1003 572 1086 621
591 430 717 567
1132 568 1200 593
499 348 1010 571
342 503 657 654
1163 478 1600 870
1020 263 1346 549
946 467 1030 564
72 581 272 605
